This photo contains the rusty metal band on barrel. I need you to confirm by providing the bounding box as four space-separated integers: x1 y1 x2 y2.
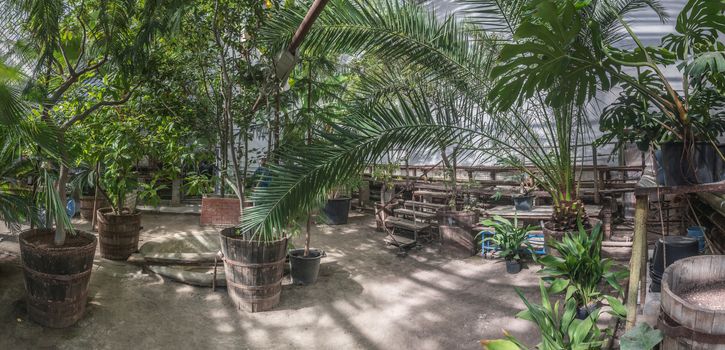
658 308 725 344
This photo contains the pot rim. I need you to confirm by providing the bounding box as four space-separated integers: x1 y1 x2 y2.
288 248 325 259
97 207 140 217
219 226 288 242
19 228 97 252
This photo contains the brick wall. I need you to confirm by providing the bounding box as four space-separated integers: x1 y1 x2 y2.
200 197 243 226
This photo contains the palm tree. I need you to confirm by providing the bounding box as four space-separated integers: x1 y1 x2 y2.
240 0 668 239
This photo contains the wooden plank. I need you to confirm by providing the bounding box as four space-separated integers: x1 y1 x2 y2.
413 190 449 198
385 217 431 231
482 205 604 220
394 208 437 220
635 175 725 195
625 194 648 330
401 200 447 210
384 234 416 247
142 252 219 265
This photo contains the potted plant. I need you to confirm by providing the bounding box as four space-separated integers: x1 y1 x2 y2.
219 226 288 312
488 0 725 186
512 174 536 211
93 118 146 261
288 210 327 285
322 183 355 225
535 223 628 319
480 279 625 350
481 215 537 274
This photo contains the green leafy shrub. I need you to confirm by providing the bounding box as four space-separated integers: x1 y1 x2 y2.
536 223 628 308
481 215 538 261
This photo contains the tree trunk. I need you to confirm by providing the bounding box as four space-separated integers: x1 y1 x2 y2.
54 163 69 246
91 161 100 231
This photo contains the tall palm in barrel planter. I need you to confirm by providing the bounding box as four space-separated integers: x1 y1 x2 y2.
242 0 666 257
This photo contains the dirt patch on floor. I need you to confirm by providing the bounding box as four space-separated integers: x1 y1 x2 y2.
0 212 541 350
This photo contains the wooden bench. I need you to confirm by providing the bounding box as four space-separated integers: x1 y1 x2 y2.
394 208 437 220
385 216 431 232
401 200 446 211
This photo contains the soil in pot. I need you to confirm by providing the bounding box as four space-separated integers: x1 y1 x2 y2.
289 248 325 285
505 259 521 274
19 229 97 328
322 198 351 225
438 210 480 258
96 207 142 260
513 195 534 211
219 227 287 312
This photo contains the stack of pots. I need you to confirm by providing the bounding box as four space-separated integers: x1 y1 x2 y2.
649 236 699 292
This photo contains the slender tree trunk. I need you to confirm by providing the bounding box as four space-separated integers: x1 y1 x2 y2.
304 64 314 257
91 161 100 231
54 163 69 245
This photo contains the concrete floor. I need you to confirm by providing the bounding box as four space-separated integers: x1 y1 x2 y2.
0 212 541 350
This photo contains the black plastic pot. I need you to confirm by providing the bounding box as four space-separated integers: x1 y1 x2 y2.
322 198 351 225
649 236 699 292
289 248 325 285
576 303 597 320
505 259 521 274
660 142 725 186
513 195 534 211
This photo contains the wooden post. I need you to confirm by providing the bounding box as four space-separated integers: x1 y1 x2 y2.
592 145 601 204
626 194 649 330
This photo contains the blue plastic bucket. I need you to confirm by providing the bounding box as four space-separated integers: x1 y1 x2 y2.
686 226 706 252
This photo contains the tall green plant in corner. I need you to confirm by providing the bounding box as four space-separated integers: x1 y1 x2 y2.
490 0 724 184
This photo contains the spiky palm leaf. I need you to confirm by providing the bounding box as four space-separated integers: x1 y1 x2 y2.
262 0 494 96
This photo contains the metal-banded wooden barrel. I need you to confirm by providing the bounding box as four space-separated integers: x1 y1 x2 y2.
96 208 141 260
19 229 97 328
660 255 725 349
219 227 287 312
78 195 107 220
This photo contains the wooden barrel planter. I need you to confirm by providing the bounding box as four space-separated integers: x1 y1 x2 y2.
19 229 97 328
438 210 480 258
78 195 108 220
219 227 287 312
660 255 725 349
96 208 142 260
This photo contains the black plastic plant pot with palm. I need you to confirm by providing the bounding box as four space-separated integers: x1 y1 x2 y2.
289 248 326 285
322 197 351 225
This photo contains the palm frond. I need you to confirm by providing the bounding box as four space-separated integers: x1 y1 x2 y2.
262 0 493 95
454 0 526 35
